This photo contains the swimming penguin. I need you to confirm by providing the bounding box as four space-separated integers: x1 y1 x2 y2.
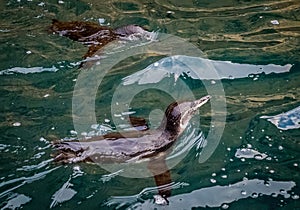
49 19 155 59
53 95 211 203
53 95 210 163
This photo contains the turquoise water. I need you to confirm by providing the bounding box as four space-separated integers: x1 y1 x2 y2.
0 0 299 209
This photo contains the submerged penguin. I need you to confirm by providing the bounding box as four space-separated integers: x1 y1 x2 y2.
53 95 211 203
50 19 155 61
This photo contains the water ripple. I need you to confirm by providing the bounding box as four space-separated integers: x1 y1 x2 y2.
0 166 60 198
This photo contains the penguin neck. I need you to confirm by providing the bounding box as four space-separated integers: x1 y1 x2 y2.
157 116 181 141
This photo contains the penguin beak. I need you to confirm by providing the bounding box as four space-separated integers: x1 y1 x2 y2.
191 95 211 110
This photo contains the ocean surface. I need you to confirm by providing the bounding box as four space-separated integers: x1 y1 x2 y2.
0 0 299 209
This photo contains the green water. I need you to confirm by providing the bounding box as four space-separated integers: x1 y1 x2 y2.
0 0 299 209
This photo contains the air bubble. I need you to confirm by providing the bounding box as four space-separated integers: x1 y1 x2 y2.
98 18 105 25
280 189 286 194
221 204 229 209
70 130 77 135
270 20 280 25
210 179 216 183
13 122 21 127
166 10 175 14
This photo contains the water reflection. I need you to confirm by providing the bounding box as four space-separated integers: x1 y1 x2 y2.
0 66 58 75
50 177 77 208
125 179 296 209
235 148 268 160
1 193 31 210
122 55 292 85
49 166 83 208
261 106 300 130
